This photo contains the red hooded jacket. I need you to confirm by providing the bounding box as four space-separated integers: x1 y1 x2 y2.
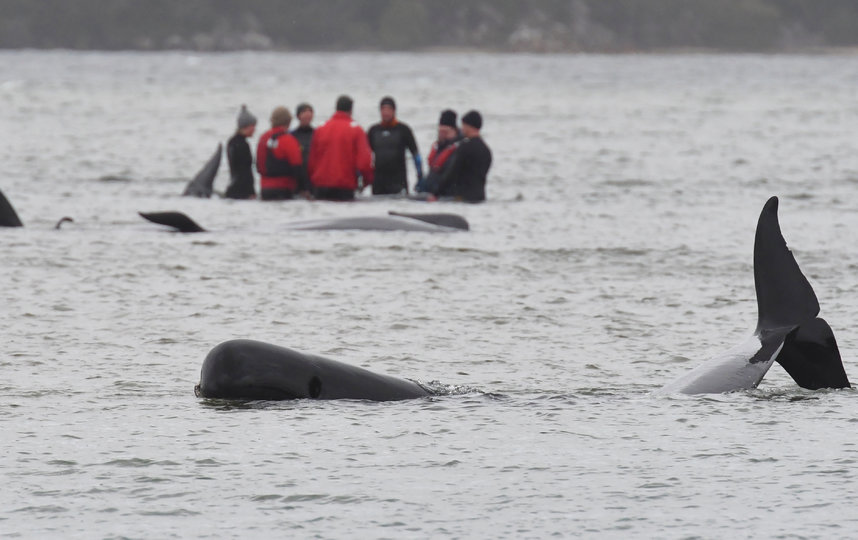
256 126 303 191
308 111 373 190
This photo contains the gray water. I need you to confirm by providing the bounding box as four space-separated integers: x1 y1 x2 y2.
2 51 858 539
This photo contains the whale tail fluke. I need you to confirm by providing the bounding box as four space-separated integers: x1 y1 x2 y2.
182 144 222 198
777 318 851 390
754 196 819 334
139 211 206 233
0 188 24 227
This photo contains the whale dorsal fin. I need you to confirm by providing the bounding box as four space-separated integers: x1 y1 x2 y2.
754 196 819 333
139 211 206 233
182 144 222 198
776 318 851 390
0 188 24 227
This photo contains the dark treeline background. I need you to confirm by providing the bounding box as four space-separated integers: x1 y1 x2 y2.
2 0 857 52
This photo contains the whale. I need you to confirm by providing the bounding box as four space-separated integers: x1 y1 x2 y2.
659 196 850 394
0 188 24 227
139 210 469 233
182 144 222 198
139 211 207 232
194 339 431 401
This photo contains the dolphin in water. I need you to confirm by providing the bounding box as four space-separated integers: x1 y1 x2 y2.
195 339 431 401
182 144 222 198
139 210 469 233
659 196 850 394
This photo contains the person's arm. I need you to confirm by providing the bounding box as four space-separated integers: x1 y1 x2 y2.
284 136 310 193
355 128 374 188
236 139 254 171
404 126 421 194
255 137 265 175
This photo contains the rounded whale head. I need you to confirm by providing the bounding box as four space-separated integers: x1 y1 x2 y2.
195 339 430 401
196 339 322 400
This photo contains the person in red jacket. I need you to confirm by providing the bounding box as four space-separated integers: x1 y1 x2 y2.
256 106 309 200
308 95 374 201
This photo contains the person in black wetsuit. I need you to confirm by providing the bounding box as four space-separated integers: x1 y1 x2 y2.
431 110 491 203
291 102 314 180
225 105 257 199
417 109 462 196
367 96 423 195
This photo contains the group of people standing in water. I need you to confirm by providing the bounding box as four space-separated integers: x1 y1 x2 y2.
224 95 492 203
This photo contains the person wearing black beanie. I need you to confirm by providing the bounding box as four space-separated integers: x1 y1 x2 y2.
430 109 491 203
291 102 315 181
367 95 423 195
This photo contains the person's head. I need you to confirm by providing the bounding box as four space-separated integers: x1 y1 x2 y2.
438 109 457 141
379 96 396 123
461 110 482 138
270 106 292 129
336 95 353 114
296 103 314 127
237 104 257 137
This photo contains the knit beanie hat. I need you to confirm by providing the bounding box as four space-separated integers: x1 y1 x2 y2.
379 96 396 109
439 109 457 128
270 106 292 127
237 104 257 129
461 110 482 130
296 102 313 116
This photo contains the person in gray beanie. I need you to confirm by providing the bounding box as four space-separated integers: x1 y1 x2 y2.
225 104 257 199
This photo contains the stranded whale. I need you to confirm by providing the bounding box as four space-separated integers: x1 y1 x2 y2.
195 339 431 401
659 196 850 394
139 210 469 233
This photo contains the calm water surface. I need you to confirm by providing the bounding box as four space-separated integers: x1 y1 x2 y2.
2 51 858 538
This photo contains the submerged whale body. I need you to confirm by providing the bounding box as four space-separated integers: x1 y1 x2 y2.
284 211 468 232
195 339 431 401
182 144 221 198
139 210 468 233
659 196 851 394
0 188 23 227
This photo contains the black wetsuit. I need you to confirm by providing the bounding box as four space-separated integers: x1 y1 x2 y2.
422 135 462 196
225 132 256 199
291 125 314 175
367 121 418 195
435 136 492 203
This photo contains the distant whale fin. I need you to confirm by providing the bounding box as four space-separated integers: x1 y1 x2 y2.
182 144 222 198
754 196 819 333
54 217 74 229
139 211 206 233
387 211 469 230
0 188 24 227
776 318 851 390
